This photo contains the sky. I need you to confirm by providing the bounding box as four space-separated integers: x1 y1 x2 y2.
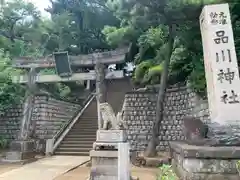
25 0 51 17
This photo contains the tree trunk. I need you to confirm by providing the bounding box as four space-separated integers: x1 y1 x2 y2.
145 24 174 157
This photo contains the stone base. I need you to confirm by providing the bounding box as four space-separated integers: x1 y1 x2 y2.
207 122 240 146
96 130 127 142
4 140 36 163
90 150 118 180
87 176 139 180
170 142 240 180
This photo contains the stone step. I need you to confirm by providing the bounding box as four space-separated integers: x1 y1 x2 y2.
76 120 98 124
61 140 94 145
54 151 89 156
73 124 98 128
79 117 98 120
63 137 96 141
66 134 96 138
70 128 97 131
67 132 96 136
60 144 93 148
57 147 91 152
76 119 97 122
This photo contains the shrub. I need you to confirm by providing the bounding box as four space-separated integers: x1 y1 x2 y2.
237 160 240 173
133 61 163 86
157 165 178 180
0 136 8 149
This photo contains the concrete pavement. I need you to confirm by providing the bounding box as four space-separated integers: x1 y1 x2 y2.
0 156 89 180
55 166 159 180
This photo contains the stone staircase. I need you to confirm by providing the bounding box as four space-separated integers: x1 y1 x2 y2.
54 78 133 156
54 99 98 156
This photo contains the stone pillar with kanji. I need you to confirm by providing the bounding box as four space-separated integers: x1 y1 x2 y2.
200 3 240 145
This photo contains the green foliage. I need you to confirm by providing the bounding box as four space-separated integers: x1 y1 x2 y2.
47 0 120 54
157 165 178 180
0 136 8 149
56 83 71 98
102 26 135 47
138 26 167 49
39 68 56 75
133 61 163 85
0 0 239 106
103 0 228 97
0 50 25 113
135 26 167 64
143 64 163 85
188 59 207 98
237 160 240 173
133 61 153 85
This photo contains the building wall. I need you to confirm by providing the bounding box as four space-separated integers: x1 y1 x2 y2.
123 86 210 151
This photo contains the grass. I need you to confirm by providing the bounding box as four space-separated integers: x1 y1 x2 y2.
237 161 240 173
157 165 178 180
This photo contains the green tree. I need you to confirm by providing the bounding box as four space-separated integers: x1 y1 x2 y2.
104 0 222 156
0 50 25 113
46 0 120 54
0 0 51 57
0 0 51 112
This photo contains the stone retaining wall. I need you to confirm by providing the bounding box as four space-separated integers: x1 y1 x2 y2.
123 86 210 151
0 94 81 152
31 94 81 152
0 105 23 142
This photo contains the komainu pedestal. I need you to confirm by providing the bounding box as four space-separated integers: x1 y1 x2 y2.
90 130 131 180
90 150 118 180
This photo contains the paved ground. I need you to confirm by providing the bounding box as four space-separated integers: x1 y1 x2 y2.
0 156 89 180
54 165 159 180
0 156 159 180
0 164 21 175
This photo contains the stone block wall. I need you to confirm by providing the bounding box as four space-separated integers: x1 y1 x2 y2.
32 95 81 139
31 94 81 152
123 86 211 151
0 94 81 152
0 105 23 142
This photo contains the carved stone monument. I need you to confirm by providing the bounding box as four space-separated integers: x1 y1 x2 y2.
170 4 240 180
200 3 240 146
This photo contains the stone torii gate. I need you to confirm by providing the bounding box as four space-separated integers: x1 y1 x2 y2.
5 47 128 162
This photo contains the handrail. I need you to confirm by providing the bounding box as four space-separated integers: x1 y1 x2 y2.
53 90 95 142
51 91 96 153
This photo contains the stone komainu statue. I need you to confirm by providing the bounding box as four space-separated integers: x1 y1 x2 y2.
100 102 127 130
